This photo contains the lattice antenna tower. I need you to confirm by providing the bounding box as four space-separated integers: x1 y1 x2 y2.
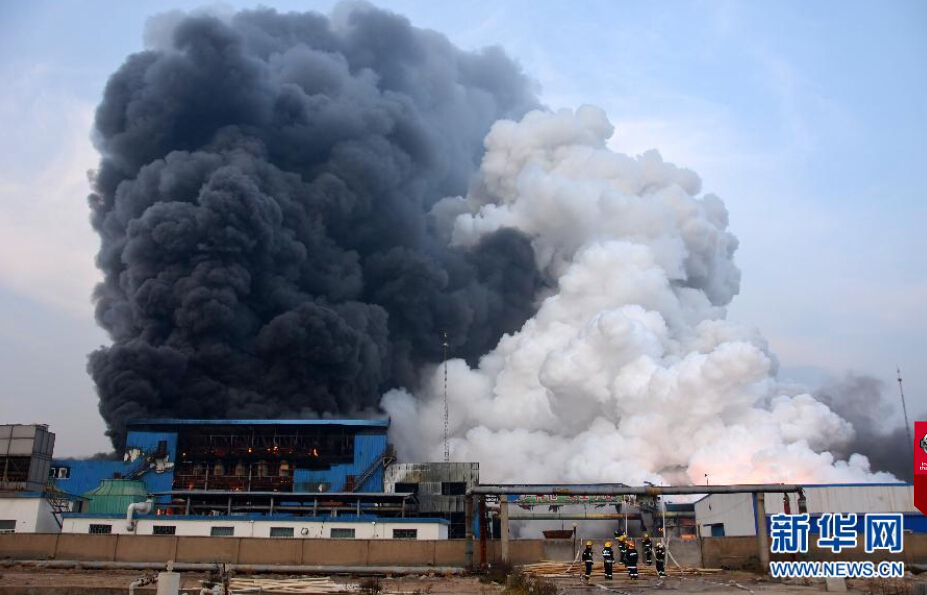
443 330 449 463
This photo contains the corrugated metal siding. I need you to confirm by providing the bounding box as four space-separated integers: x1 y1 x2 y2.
759 485 915 515
58 425 388 499
384 462 479 486
84 479 147 514
52 460 135 497
143 471 174 498
129 419 389 428
383 463 480 514
695 493 757 537
52 459 176 503
293 432 387 492
126 431 178 458
696 485 919 537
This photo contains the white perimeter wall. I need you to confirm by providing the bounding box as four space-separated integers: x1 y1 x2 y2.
0 497 60 533
62 517 448 540
694 484 915 537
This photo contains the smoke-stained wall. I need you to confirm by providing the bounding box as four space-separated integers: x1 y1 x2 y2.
87 4 542 447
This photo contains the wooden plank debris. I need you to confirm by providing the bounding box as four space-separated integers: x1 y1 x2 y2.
229 576 356 594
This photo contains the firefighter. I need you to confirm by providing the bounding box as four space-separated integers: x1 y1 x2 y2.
616 533 628 565
655 542 667 577
581 541 594 582
642 531 654 565
602 541 615 580
626 541 639 579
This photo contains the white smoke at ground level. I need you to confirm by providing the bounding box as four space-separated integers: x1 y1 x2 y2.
383 106 896 485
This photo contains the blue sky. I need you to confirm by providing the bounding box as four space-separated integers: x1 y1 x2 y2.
0 0 924 455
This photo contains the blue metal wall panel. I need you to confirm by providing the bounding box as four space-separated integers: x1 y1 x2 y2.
52 460 134 497
143 471 175 499
57 425 387 500
125 430 178 458
130 419 389 428
52 458 176 503
53 429 179 502
293 432 386 492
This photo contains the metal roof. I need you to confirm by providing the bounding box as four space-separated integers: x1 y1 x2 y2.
84 479 148 514
0 490 85 501
150 490 413 500
61 513 449 524
128 418 390 428
691 482 914 504
85 478 148 497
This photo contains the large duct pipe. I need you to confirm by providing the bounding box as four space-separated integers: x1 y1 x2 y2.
0 560 466 575
126 499 153 531
498 513 693 521
468 484 801 496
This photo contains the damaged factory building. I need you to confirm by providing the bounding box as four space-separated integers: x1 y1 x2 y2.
384 463 480 538
3 420 461 540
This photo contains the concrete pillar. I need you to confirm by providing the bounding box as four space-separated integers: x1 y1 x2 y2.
754 492 770 572
465 495 474 570
500 498 510 564
156 570 180 595
479 497 488 568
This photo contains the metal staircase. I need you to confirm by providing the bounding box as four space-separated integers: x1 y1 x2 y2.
351 445 396 492
126 451 157 480
44 490 72 529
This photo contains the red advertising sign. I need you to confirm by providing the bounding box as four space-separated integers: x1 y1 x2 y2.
916 421 927 516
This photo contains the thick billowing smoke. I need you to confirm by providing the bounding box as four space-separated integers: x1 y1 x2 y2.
88 4 542 447
817 375 921 482
383 107 897 485
89 4 902 486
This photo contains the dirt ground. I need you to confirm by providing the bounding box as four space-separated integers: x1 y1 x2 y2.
0 566 918 595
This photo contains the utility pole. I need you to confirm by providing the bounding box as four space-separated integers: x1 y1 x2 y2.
443 330 449 463
705 473 711 510
897 367 914 469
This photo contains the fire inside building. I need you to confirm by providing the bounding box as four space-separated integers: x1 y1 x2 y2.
53 419 392 496
41 419 475 538
3 421 920 551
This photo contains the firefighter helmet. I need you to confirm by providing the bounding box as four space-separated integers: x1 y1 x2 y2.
586 541 593 547
605 541 612 547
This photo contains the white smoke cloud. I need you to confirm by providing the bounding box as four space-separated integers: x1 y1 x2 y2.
382 105 895 485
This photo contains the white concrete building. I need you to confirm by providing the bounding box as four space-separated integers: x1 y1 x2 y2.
694 483 919 537
61 514 449 539
0 424 68 533
0 494 61 533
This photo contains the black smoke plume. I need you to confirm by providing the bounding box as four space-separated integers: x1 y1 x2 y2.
87 4 542 447
816 374 922 482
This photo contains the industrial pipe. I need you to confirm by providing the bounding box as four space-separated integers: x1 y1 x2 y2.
468 484 801 496
128 574 156 595
498 513 695 521
1 560 466 575
126 499 153 531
